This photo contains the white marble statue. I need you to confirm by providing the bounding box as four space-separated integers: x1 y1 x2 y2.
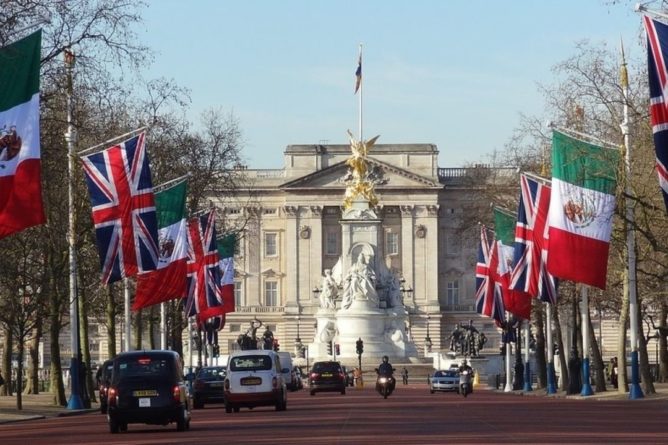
319 269 338 309
341 251 377 309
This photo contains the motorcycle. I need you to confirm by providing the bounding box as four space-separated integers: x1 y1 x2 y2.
375 368 396 399
459 369 472 398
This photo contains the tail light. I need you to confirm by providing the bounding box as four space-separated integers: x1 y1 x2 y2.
310 372 319 379
172 385 181 402
272 376 278 389
107 387 117 406
339 372 345 380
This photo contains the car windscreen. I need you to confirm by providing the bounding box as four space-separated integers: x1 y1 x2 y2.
198 367 226 379
312 362 340 373
116 356 173 379
229 355 273 372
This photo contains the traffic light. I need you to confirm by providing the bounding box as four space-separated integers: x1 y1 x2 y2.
327 342 333 355
356 338 364 355
499 344 506 356
212 344 220 357
335 344 340 355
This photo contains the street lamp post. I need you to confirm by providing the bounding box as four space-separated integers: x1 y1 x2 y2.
425 314 433 354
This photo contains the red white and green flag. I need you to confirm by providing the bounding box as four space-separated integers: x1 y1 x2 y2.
494 208 532 320
217 233 236 314
547 130 619 290
0 31 45 239
133 180 188 310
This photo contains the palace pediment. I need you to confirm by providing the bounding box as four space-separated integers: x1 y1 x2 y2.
279 158 442 191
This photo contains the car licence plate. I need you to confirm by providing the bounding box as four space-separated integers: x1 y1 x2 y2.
133 390 158 397
138 398 151 408
241 377 261 386
322 373 332 377
209 382 224 387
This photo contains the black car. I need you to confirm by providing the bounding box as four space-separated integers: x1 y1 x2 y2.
96 359 114 414
193 366 226 409
106 350 192 433
309 361 346 396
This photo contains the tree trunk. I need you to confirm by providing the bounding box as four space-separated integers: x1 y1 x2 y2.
106 286 117 358
617 270 629 394
534 305 547 389
149 306 157 349
660 302 668 383
1 325 12 396
553 306 569 391
588 309 606 392
79 285 96 403
170 301 184 356
24 322 42 394
15 334 24 410
49 296 67 406
134 309 143 350
637 298 656 395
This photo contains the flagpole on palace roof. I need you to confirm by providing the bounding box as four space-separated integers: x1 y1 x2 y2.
358 43 363 141
620 37 643 399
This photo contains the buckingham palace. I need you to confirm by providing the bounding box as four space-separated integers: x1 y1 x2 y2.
209 140 510 361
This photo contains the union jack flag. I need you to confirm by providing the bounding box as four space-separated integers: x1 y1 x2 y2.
184 211 227 324
475 226 505 325
81 132 159 284
509 174 558 304
644 15 668 212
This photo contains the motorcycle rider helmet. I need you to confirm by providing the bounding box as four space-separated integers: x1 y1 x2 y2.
382 355 389 363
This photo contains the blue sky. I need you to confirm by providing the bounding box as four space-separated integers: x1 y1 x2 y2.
140 1 642 169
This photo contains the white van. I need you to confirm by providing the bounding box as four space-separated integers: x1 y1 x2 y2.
224 349 287 412
277 352 297 391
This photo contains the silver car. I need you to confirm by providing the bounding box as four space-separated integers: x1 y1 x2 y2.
430 369 459 393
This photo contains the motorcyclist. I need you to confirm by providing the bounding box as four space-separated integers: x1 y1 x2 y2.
458 359 473 394
378 355 393 376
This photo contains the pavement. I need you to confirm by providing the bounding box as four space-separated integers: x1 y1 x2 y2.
2 382 668 425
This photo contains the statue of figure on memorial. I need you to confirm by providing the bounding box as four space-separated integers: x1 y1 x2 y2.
449 324 463 353
341 252 377 309
342 130 381 209
319 269 338 310
262 326 274 350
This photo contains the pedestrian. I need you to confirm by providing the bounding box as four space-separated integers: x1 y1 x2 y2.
401 367 409 385
610 357 618 388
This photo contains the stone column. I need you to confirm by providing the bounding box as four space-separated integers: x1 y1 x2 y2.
310 206 323 306
284 205 299 312
400 205 415 307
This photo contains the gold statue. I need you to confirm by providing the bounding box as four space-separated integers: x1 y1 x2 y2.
343 130 380 209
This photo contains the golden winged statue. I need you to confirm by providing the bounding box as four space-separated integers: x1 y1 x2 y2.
343 130 380 209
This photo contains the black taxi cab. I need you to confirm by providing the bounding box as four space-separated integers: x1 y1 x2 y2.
106 350 192 433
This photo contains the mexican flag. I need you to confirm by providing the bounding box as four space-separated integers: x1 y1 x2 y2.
0 31 45 239
133 180 188 310
494 208 531 320
547 130 619 290
217 233 236 314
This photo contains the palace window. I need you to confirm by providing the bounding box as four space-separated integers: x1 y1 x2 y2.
264 232 277 257
234 280 243 307
447 280 460 306
445 232 461 255
264 281 278 306
386 232 399 255
325 229 339 256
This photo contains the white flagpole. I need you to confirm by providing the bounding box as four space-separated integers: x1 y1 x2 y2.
504 313 513 392
620 37 643 399
160 303 167 350
124 278 131 352
64 48 84 410
358 43 363 141
546 303 557 394
580 286 594 395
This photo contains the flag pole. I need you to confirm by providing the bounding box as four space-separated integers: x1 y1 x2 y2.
358 43 363 141
64 48 84 411
545 303 557 394
580 286 594 395
504 313 513 392
620 37 643 399
160 303 167 350
124 278 131 352
77 126 147 156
